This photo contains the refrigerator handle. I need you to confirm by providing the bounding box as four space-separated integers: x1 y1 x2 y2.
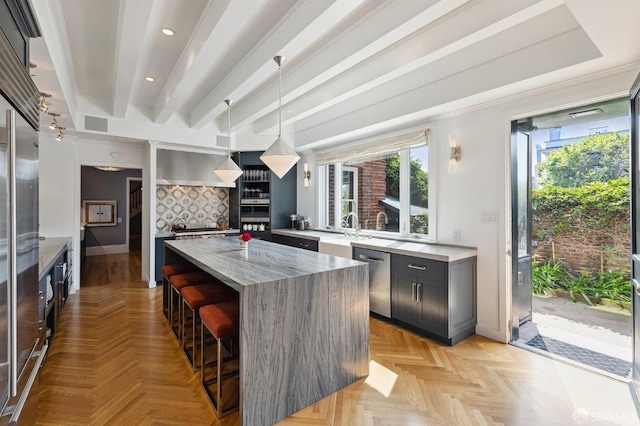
6 110 17 397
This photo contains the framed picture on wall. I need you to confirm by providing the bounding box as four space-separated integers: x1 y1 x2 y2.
83 200 117 226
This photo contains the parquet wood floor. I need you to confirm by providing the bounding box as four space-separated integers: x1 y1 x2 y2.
29 252 637 425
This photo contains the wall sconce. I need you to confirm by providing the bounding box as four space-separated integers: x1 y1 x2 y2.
48 112 60 129
39 92 51 113
302 163 311 187
448 134 461 173
55 126 65 141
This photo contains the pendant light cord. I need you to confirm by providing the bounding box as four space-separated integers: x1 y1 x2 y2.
278 63 282 138
227 102 232 156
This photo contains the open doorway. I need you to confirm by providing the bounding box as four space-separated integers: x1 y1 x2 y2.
127 177 143 253
510 98 632 378
80 166 143 286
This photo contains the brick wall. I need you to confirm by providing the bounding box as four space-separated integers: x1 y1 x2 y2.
326 159 389 230
533 235 630 274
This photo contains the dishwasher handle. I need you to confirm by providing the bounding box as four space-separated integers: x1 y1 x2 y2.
358 254 385 263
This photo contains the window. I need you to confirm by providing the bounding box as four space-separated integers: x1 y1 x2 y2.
341 166 358 227
409 145 429 235
322 139 434 240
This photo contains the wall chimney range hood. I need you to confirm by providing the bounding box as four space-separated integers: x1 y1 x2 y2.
156 149 235 187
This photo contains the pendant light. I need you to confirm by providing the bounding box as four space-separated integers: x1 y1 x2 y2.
260 56 300 178
214 99 243 184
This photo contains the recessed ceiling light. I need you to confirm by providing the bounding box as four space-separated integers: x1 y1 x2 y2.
161 27 175 36
145 76 155 82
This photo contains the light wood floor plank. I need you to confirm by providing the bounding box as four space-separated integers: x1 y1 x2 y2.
27 251 638 425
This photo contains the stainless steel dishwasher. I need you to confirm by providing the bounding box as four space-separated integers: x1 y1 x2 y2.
353 247 391 318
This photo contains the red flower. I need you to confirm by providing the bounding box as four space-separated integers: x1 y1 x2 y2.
239 232 252 242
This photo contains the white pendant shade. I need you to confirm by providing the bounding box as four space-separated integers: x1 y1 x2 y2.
214 155 243 184
213 98 243 184
260 137 300 178
261 55 300 179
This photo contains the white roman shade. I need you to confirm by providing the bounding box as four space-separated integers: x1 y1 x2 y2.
315 129 430 165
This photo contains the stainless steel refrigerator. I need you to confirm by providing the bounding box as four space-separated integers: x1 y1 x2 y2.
0 29 41 420
0 101 40 416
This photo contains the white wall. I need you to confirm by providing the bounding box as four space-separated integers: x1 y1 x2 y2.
298 65 639 343
40 135 149 291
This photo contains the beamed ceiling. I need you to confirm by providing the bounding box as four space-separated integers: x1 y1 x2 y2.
28 0 640 153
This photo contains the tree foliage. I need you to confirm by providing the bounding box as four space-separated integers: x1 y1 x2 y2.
385 156 429 207
537 132 629 187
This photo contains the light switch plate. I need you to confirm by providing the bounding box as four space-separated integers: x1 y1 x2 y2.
481 211 498 224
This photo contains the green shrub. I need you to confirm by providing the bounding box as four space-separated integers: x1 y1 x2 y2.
595 270 631 307
564 273 594 305
532 259 566 296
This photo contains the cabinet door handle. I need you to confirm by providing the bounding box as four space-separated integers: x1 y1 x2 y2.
416 284 422 302
411 283 416 301
358 254 384 263
408 264 426 271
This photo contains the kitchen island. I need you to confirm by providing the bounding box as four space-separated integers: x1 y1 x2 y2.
164 237 369 426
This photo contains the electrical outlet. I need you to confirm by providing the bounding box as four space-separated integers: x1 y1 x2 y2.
453 229 461 241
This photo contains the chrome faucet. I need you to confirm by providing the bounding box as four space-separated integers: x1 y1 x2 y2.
345 211 359 236
376 211 388 230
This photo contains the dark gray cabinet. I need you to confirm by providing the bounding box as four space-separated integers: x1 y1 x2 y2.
39 244 73 344
229 151 297 241
272 234 318 251
155 235 175 283
392 254 476 345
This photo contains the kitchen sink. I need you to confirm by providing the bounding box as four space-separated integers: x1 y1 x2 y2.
318 234 388 259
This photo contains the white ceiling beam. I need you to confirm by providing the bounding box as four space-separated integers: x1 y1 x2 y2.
189 0 364 130
233 0 453 133
294 27 600 147
30 0 80 128
251 0 561 135
112 0 155 118
153 0 263 124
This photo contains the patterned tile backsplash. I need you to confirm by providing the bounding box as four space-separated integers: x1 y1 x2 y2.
156 185 229 232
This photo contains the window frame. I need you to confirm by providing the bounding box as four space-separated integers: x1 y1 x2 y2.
320 140 436 242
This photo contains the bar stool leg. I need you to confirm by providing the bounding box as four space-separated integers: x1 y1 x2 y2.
183 301 200 370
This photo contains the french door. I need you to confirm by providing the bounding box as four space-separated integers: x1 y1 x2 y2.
630 71 640 401
510 120 533 341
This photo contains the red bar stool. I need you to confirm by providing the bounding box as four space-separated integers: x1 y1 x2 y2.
161 263 199 320
200 300 240 418
181 282 237 371
169 271 212 343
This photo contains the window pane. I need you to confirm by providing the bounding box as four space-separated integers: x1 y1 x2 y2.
345 153 399 232
409 145 429 235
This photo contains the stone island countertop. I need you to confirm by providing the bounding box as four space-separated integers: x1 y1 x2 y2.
164 237 369 426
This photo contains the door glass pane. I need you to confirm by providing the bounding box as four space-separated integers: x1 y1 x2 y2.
517 132 529 256
409 144 429 235
636 97 640 245
341 167 357 227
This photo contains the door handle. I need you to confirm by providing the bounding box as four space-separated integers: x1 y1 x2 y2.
411 283 416 301
408 264 426 271
359 254 384 263
416 284 422 302
518 271 523 285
